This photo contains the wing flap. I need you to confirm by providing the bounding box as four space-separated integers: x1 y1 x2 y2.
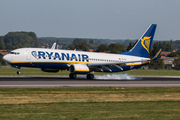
87 59 150 67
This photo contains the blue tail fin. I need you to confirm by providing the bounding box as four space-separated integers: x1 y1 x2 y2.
120 24 157 58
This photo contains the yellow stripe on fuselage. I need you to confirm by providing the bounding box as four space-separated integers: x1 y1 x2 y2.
9 61 92 64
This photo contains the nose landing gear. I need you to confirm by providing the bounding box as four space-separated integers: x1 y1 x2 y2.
17 69 21 75
17 70 21 74
11 65 21 75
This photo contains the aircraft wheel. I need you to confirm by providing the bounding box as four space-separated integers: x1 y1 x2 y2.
17 71 21 74
69 73 77 79
87 74 94 79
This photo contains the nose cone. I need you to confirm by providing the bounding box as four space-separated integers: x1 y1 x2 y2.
3 55 10 63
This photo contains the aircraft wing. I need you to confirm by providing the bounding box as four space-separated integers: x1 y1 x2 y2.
86 59 150 72
88 48 163 68
87 59 150 67
87 49 163 71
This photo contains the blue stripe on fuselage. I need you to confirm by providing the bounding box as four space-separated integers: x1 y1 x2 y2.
12 62 69 69
11 62 147 72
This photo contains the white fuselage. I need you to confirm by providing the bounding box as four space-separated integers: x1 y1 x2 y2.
3 48 150 72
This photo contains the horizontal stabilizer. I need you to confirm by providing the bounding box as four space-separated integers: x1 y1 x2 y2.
152 48 163 60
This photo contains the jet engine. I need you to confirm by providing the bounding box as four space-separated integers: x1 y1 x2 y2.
69 64 89 74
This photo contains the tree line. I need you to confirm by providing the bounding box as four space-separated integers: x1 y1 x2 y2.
0 32 39 50
0 31 176 69
69 39 175 69
0 31 176 52
69 38 126 53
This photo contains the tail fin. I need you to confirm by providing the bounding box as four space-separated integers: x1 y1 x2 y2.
120 24 157 58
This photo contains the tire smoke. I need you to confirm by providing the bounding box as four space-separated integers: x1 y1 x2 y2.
94 73 139 80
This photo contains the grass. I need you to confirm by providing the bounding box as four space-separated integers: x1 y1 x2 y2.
1 66 180 119
1 102 180 120
1 87 180 104
0 87 180 119
0 66 180 76
0 66 69 76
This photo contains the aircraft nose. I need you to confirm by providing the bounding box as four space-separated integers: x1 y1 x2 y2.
3 55 10 63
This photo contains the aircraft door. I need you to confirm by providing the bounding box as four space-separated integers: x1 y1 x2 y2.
26 50 31 60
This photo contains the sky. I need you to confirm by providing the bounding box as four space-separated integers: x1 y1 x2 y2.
0 0 180 40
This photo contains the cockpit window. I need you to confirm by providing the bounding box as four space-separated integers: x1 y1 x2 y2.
10 52 20 55
10 52 15 54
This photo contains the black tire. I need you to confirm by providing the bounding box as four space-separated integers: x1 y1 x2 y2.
87 74 94 79
87 74 90 79
17 71 21 74
69 73 77 79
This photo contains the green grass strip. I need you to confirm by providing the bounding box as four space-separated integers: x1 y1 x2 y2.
0 87 180 120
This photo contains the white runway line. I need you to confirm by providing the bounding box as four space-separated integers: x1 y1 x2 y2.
0 84 180 87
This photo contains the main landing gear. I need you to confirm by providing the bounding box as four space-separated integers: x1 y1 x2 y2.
87 74 94 79
69 73 77 79
69 73 94 79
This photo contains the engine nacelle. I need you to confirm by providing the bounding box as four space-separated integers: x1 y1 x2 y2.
69 64 89 74
41 68 59 73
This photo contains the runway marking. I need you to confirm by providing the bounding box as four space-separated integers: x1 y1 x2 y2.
0 84 180 87
1 76 180 87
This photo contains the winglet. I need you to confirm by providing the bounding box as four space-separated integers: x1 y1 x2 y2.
51 43 56 49
152 48 163 60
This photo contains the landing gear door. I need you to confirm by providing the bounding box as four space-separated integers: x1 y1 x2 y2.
130 58 134 69
26 50 31 60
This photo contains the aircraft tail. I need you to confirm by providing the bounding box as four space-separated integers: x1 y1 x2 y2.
120 24 157 58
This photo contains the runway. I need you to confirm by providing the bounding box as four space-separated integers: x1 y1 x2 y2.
1 76 180 87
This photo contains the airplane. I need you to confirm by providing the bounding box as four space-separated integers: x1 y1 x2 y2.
3 24 162 79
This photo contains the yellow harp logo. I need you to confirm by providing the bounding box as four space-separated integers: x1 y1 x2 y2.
141 36 151 53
